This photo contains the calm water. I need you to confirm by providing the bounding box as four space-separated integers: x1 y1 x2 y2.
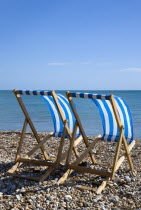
0 90 141 139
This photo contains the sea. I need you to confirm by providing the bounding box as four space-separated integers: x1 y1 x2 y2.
0 90 141 139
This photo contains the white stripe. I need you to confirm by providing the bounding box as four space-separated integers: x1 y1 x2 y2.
118 98 132 139
57 95 74 133
29 91 33 95
22 91 26 95
37 91 41 95
97 100 110 139
44 91 49 96
56 96 66 122
101 95 107 100
76 93 80 98
92 94 98 99
84 93 89 98
43 96 60 134
115 99 124 128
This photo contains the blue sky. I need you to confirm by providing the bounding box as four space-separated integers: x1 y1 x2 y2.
0 0 141 90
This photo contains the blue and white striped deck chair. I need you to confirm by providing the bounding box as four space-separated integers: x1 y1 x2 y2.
7 89 80 182
58 91 135 194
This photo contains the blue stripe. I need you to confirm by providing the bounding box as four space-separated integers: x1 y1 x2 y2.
33 91 38 95
18 90 23 94
40 91 45 95
103 100 114 141
79 93 85 98
88 93 93 99
25 90 30 95
96 94 103 99
72 93 77 97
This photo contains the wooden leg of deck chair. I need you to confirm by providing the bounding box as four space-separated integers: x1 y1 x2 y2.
15 92 49 160
115 140 135 172
111 127 124 179
122 136 134 171
55 123 67 167
96 177 111 194
7 162 21 174
15 119 28 161
39 167 56 182
66 122 78 166
57 169 73 185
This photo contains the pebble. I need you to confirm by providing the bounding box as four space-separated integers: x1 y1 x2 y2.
125 175 131 183
16 194 21 201
64 195 72 201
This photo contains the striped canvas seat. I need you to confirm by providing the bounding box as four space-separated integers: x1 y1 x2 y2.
71 92 133 143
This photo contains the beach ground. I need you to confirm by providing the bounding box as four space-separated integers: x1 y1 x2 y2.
0 131 141 209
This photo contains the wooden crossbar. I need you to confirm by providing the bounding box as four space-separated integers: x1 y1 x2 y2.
17 158 55 167
67 164 111 177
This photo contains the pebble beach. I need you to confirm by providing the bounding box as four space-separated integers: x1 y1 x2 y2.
0 131 141 209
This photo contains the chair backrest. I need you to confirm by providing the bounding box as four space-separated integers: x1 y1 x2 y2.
17 90 79 138
67 92 133 143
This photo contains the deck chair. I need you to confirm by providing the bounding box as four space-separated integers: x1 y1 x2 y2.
7 89 81 182
58 91 135 194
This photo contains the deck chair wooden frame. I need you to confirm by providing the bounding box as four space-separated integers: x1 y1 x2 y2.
7 89 83 182
58 91 135 194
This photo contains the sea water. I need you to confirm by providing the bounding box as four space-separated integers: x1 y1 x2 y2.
0 90 141 139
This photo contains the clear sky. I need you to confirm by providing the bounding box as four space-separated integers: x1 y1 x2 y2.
0 0 141 90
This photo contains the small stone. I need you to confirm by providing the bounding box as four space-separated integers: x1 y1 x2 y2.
20 187 26 192
47 196 54 201
64 195 72 201
139 186 141 191
125 176 131 183
8 202 13 207
83 201 89 207
16 194 21 201
109 195 119 203
0 192 3 197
